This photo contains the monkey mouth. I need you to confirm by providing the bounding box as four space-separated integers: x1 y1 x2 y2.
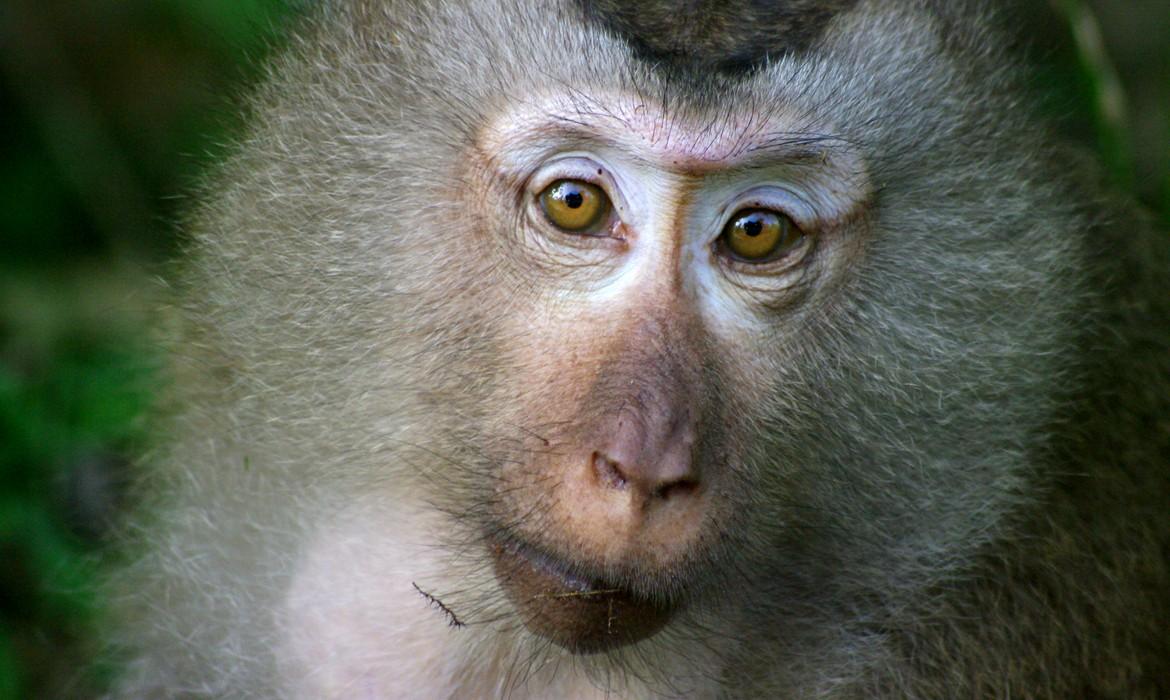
489 538 675 654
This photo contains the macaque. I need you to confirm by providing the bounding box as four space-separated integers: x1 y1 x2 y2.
108 0 1170 697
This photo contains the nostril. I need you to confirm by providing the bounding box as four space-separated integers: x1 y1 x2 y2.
653 479 698 500
592 452 699 501
593 452 629 490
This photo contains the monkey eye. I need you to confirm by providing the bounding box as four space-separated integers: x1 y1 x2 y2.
719 209 804 263
538 179 612 233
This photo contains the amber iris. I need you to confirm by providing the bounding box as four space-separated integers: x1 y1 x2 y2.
721 209 801 262
539 179 610 232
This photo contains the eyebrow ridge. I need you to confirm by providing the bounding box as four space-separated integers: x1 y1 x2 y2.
537 115 854 173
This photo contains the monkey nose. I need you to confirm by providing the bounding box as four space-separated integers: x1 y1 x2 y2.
591 415 700 503
592 451 699 502
588 393 703 505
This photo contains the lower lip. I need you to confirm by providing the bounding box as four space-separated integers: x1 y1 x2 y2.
489 539 674 654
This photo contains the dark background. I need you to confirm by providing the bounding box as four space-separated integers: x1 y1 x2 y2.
0 1 1165 697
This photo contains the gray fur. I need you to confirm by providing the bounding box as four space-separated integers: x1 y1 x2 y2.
107 0 1170 697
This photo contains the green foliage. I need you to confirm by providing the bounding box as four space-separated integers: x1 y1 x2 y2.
0 1 301 695
1051 0 1135 187
0 336 153 697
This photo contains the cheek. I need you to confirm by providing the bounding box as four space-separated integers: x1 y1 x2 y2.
488 304 617 445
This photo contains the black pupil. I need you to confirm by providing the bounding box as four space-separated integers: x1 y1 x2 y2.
743 217 764 237
564 188 584 209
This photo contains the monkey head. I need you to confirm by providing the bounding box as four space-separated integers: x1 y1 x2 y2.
122 1 1113 695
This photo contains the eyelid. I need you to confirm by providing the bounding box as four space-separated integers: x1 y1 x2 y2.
716 235 814 278
528 156 625 212
717 186 815 230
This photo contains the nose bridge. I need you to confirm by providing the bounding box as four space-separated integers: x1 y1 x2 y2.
618 165 699 301
577 170 711 499
610 250 705 404
591 288 706 494
627 307 699 419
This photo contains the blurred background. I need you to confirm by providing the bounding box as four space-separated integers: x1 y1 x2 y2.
0 1 298 696
0 1 1165 697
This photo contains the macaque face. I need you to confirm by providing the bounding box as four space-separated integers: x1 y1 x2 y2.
456 94 871 652
266 9 1085 692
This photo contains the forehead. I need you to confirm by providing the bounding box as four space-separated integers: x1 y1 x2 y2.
479 93 856 177
576 0 861 73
